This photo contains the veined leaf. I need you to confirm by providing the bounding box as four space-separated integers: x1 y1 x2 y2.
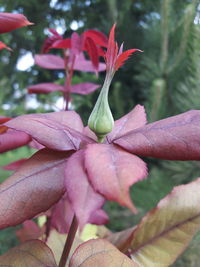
85 144 147 213
0 240 57 267
115 110 200 160
0 149 72 229
128 177 200 266
69 238 138 267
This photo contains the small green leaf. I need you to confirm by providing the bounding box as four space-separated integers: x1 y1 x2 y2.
0 239 57 267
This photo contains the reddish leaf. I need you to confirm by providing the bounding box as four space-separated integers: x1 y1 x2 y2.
105 24 118 71
51 38 71 49
28 83 65 94
73 53 106 72
0 148 72 229
85 37 99 72
42 28 63 53
69 238 138 267
71 82 100 95
85 144 147 213
16 220 45 242
0 129 31 153
0 41 12 51
51 193 74 233
65 150 107 228
107 104 147 142
115 49 142 71
84 29 108 48
35 54 65 69
5 111 91 151
115 110 200 160
2 158 27 171
0 12 33 34
0 240 57 267
0 116 11 124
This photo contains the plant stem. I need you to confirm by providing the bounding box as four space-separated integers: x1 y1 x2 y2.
58 215 78 267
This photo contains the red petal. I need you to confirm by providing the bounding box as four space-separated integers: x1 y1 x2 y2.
85 144 147 212
115 110 200 160
105 24 118 71
115 49 142 71
0 13 33 34
28 83 65 94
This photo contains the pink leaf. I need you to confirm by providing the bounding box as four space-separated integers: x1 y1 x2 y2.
0 129 31 153
51 193 74 233
0 148 72 229
65 150 107 229
28 83 65 94
71 32 84 55
115 49 142 71
108 105 147 142
71 82 100 95
5 111 91 151
0 12 33 34
2 158 27 171
114 110 200 160
0 41 12 51
85 144 147 213
16 220 44 242
35 54 65 69
84 29 108 48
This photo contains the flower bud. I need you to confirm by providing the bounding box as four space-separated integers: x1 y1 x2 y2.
88 79 114 141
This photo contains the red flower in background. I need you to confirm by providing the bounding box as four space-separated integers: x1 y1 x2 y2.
0 13 33 50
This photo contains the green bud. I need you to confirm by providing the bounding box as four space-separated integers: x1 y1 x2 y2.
88 77 114 142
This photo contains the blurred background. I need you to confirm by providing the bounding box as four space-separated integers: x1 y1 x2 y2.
0 0 200 265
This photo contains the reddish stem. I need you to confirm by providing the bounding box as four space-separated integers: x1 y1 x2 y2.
58 215 78 267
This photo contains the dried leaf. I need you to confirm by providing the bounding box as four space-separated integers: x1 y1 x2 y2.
0 240 57 267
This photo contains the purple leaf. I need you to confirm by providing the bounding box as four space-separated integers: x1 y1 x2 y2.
65 150 107 229
28 83 65 94
5 111 92 151
50 193 74 234
85 144 148 213
0 149 72 229
115 110 200 160
73 53 106 72
35 54 65 69
108 104 147 142
0 129 31 153
71 82 100 95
